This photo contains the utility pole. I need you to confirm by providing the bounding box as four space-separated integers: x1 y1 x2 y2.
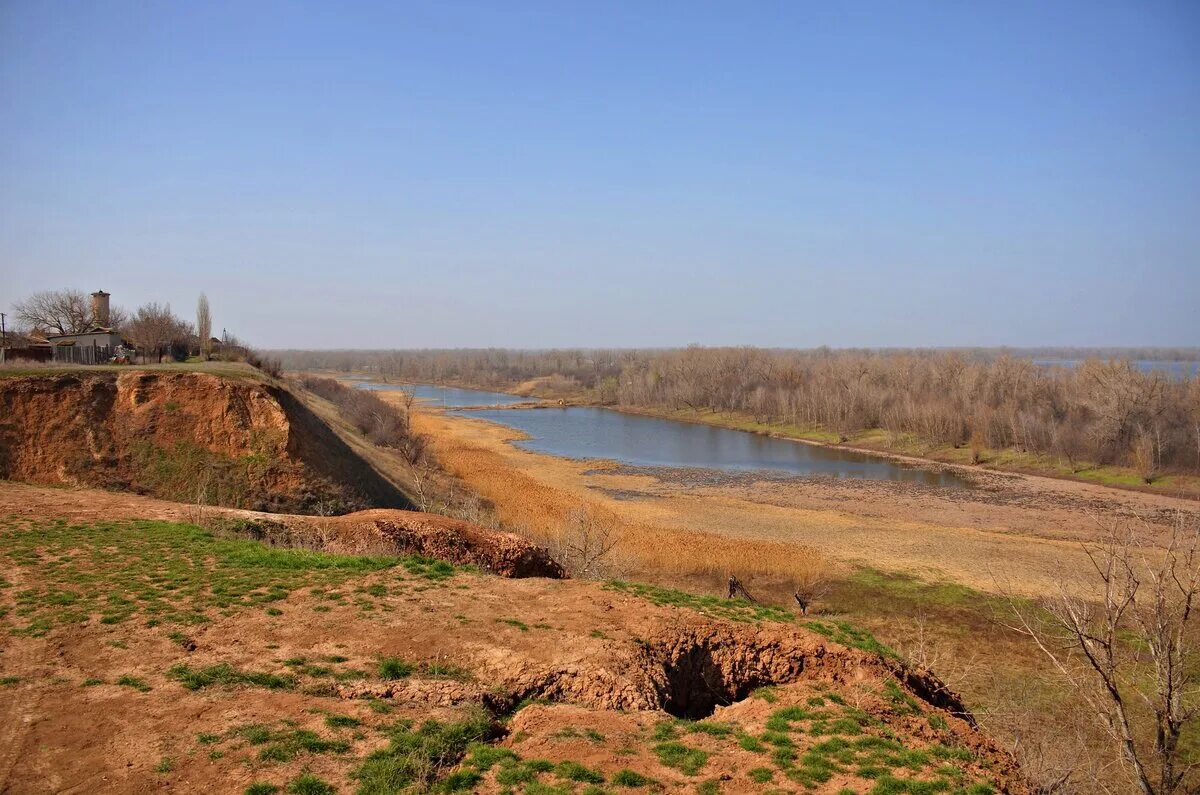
1 312 7 350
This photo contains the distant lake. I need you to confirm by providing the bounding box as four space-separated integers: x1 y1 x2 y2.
463 405 973 488
354 381 527 407
1032 360 1199 379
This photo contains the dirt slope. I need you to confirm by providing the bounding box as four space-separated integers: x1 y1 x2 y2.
0 483 1026 794
0 372 410 513
0 482 561 578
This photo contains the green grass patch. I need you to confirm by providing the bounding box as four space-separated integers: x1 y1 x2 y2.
495 618 530 631
285 774 335 795
256 728 350 762
611 768 655 787
605 581 796 623
377 657 415 680
116 674 151 692
748 766 774 783
555 760 604 783
0 518 402 637
167 663 295 691
352 709 493 794
401 556 461 581
653 741 709 775
804 618 897 658
325 713 361 729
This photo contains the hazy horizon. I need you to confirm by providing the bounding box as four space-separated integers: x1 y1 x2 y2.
3 1 1198 349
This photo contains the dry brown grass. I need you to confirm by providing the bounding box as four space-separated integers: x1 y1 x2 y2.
412 411 825 583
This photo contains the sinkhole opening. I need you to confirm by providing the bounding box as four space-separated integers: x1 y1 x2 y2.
657 645 769 720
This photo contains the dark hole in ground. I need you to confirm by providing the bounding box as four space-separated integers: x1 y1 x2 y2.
657 645 769 720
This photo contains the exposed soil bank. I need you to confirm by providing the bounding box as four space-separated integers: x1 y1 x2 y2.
0 482 559 578
0 372 410 513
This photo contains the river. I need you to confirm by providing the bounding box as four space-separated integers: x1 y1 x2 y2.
358 382 971 487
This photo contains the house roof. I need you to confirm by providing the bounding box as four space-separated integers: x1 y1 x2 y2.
46 327 120 340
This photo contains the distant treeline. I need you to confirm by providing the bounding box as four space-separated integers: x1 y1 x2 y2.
275 347 1200 476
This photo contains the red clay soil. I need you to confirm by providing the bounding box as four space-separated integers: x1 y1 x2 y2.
0 372 409 512
0 484 1027 794
322 509 565 578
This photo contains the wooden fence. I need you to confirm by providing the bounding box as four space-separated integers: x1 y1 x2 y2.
52 344 115 365
0 347 53 364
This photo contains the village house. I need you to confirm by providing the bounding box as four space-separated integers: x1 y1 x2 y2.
45 290 129 363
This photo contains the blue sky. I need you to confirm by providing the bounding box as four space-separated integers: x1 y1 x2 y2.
2 1 1197 348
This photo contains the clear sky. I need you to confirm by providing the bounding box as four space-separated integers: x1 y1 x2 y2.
2 1 1197 349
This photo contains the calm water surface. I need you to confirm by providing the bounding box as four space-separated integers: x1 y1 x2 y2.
464 406 972 488
355 381 527 407
1032 359 1200 379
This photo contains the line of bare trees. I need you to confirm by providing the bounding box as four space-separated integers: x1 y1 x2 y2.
615 348 1200 479
275 347 1200 478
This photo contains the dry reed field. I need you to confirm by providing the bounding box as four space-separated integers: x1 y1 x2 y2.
407 406 827 585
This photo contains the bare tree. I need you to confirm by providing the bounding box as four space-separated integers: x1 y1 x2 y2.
1005 514 1200 794
550 507 621 579
14 289 97 334
1188 379 1200 473
125 302 192 362
791 562 834 616
196 293 212 361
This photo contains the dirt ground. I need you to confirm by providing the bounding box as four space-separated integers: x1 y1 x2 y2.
0 483 1022 794
407 405 1198 599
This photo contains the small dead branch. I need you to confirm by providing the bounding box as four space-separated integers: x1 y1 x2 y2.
725 575 757 603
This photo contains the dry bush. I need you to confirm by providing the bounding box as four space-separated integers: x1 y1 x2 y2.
790 559 834 615
1133 432 1159 483
547 506 625 579
300 376 427 464
1004 513 1200 794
